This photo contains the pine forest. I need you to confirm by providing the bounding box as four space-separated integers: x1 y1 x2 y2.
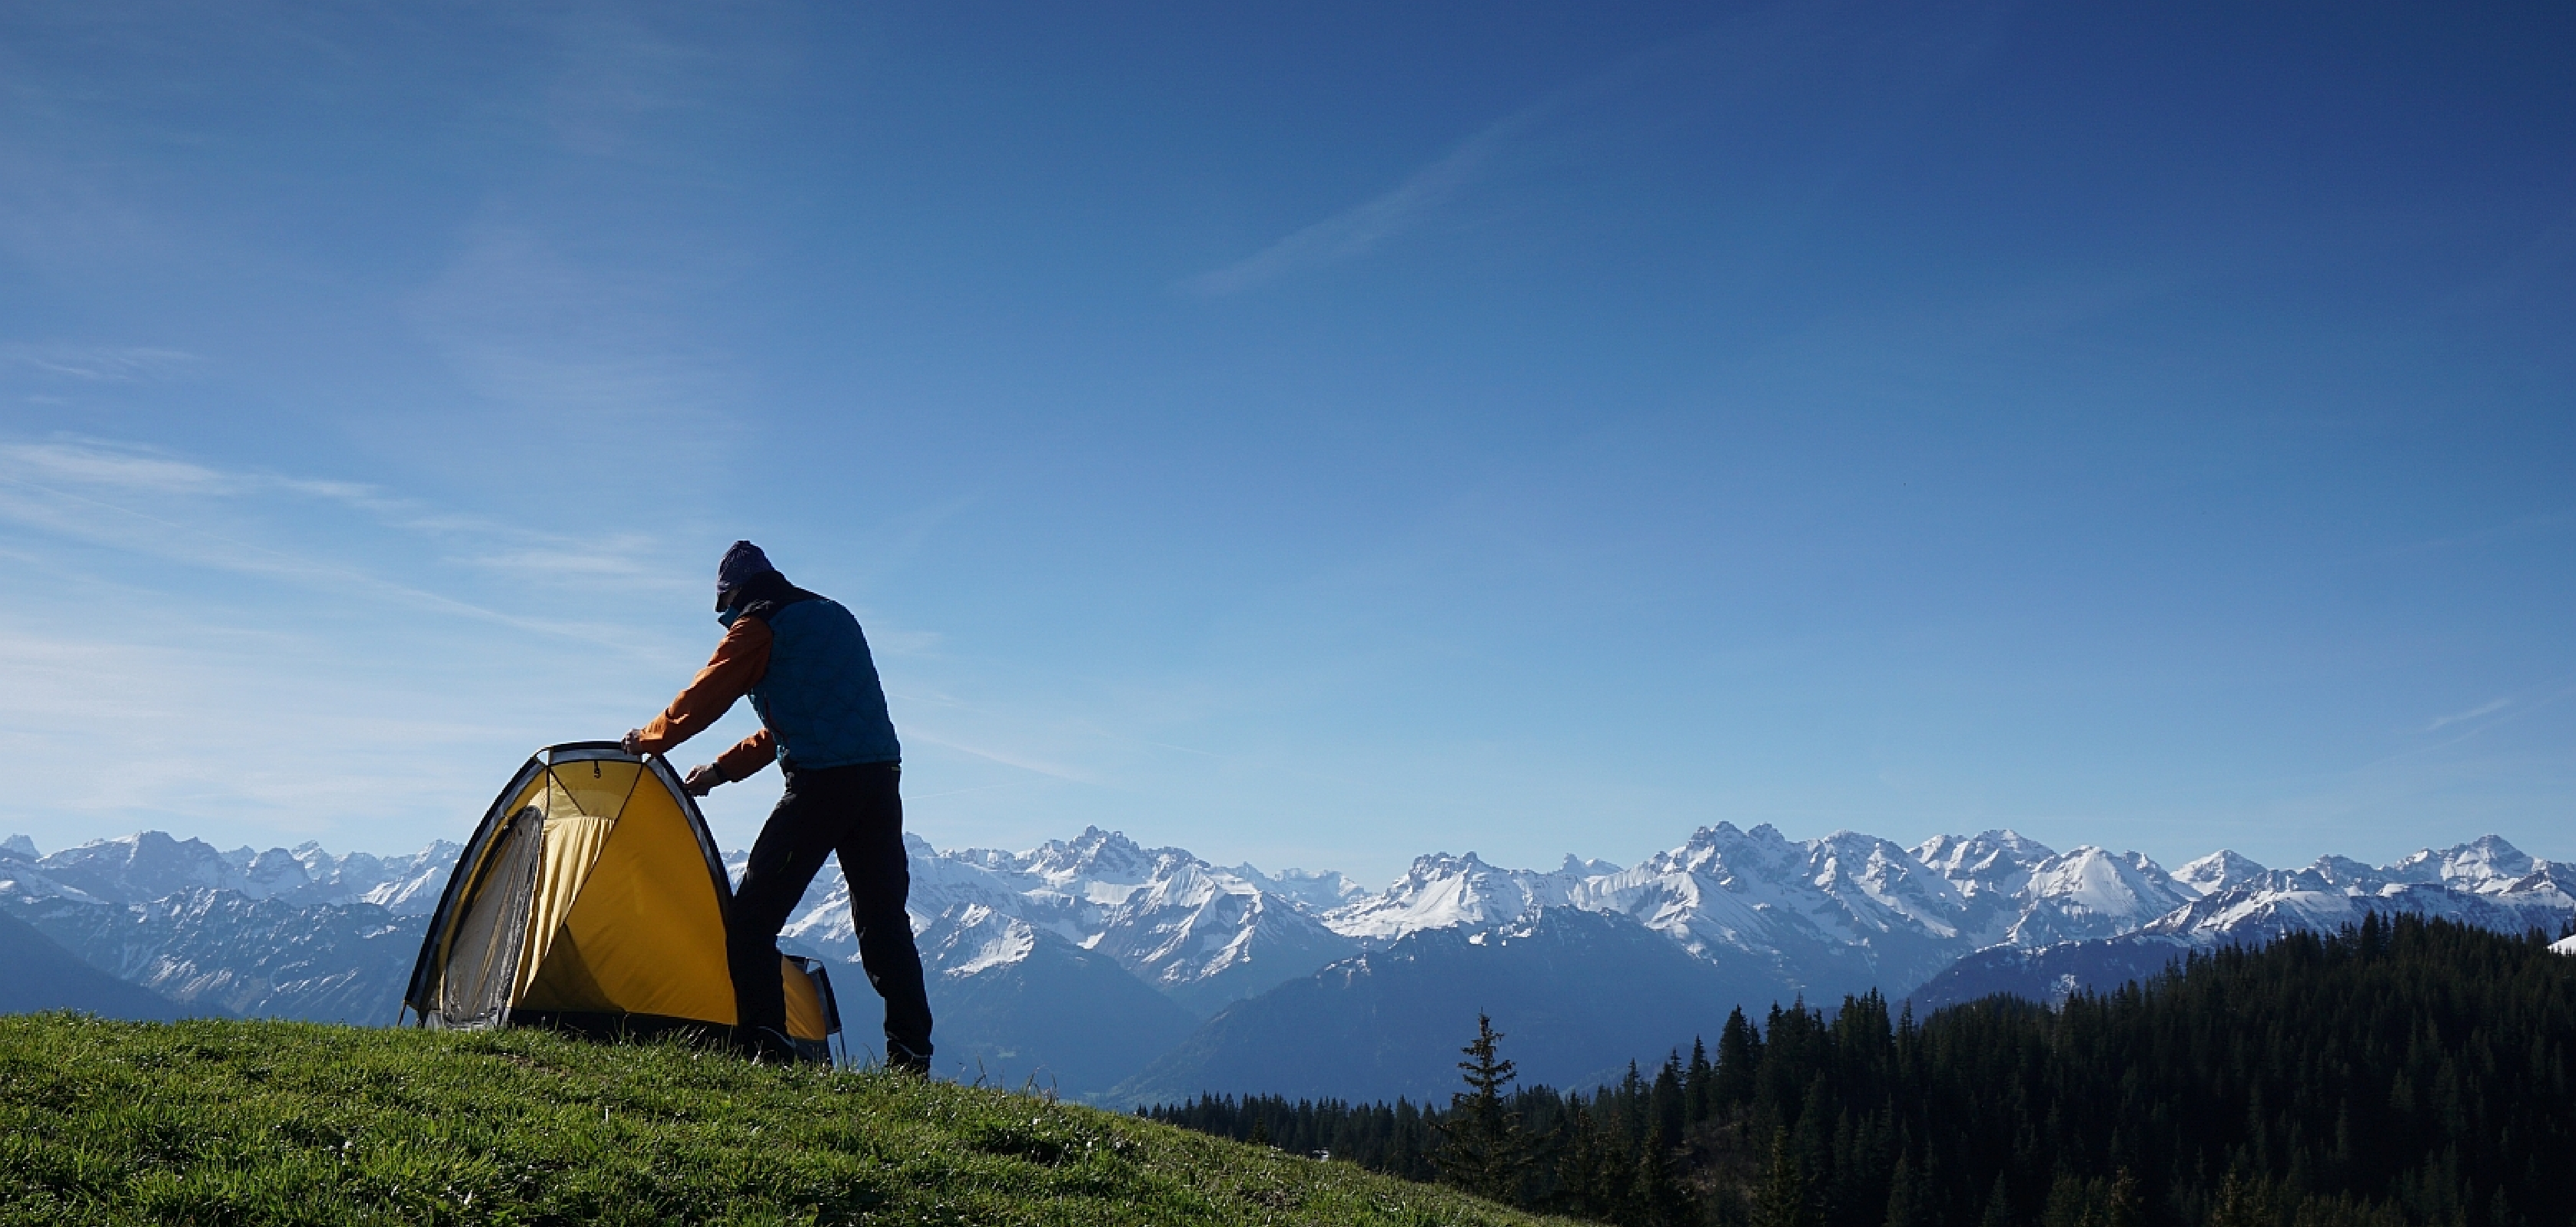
1142 916 2576 1227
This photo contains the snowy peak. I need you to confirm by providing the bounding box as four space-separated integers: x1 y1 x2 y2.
1656 821 1808 882
1320 850 1589 940
39 832 246 903
2388 836 2542 893
2174 850 2266 897
2007 847 2194 946
1230 864 1368 913
1020 826 1167 887
1912 830 2058 898
2 834 36 858
917 903 1043 979
770 826 1362 1015
2307 855 2385 891
13 833 458 915
15 818 2571 1028
1806 830 1960 903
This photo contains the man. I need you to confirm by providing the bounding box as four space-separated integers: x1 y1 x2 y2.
623 541 933 1073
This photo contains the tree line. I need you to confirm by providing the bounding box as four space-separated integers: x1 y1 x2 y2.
1140 915 2576 1227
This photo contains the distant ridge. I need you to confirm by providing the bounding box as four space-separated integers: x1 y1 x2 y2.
0 909 213 1021
7 823 2570 1102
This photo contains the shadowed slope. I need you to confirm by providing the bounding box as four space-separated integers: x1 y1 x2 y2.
0 910 211 1021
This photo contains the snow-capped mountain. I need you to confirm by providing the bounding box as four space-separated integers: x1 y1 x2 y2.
1296 824 2203 1004
1231 864 1369 913
770 826 1362 1016
2173 850 2267 897
2 886 423 1023
1556 825 1970 1001
8 820 2569 1100
1910 828 2059 944
1320 851 1605 940
2003 847 2196 947
1913 839 2576 1011
2137 868 2569 945
2 832 457 914
2386 834 2545 892
906 901 1198 1093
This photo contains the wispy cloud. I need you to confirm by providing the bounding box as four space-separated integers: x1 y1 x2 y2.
0 439 368 502
2387 511 2576 557
902 729 1098 785
0 612 612 848
540 8 717 160
411 224 716 422
2423 697 2510 733
1178 104 1549 297
1178 0 2014 299
0 437 677 648
0 344 197 382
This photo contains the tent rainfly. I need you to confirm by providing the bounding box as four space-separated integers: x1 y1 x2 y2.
402 742 842 1064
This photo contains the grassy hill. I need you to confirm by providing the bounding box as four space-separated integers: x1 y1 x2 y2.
0 1014 1571 1226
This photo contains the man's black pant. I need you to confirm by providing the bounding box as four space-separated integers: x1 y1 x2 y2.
727 760 933 1065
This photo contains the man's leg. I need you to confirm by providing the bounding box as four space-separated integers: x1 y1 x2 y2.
835 763 934 1071
727 771 843 1050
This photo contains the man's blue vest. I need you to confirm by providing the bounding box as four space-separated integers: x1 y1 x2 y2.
744 597 901 769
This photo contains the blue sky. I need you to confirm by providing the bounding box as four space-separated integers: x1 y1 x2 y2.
2 1 2570 885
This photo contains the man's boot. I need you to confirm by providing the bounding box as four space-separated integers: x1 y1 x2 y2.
733 1025 805 1066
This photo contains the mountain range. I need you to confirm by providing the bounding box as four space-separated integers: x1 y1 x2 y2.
5 824 2570 1102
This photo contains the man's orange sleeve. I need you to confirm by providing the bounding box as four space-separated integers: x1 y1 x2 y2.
713 729 777 782
633 617 772 755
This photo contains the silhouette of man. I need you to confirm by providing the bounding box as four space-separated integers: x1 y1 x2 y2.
624 541 932 1073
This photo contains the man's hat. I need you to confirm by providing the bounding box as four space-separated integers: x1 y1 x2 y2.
716 540 777 599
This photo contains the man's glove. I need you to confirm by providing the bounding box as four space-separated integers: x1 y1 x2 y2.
682 764 725 797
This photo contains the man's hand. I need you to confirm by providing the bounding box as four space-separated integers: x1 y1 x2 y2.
621 729 646 756
682 764 724 797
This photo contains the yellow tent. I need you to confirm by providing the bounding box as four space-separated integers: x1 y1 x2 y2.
403 742 841 1062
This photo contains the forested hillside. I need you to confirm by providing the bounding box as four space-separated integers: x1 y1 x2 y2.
1148 916 2576 1227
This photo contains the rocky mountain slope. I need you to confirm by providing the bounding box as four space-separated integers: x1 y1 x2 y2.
0 910 210 1020
1108 906 1799 1105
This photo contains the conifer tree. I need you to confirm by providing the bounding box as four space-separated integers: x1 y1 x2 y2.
1717 1006 1762 1110
1390 1099 1423 1181
1553 1096 1603 1216
1687 1036 1714 1126
1439 1012 1528 1204
1981 1173 2014 1227
1631 1133 1688 1227
2106 1169 2141 1227
1883 1153 1926 1227
2041 1171 2098 1227
1651 1054 1686 1153
1758 1127 1820 1227
2210 1172 2271 1227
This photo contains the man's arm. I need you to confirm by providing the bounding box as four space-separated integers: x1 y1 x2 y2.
624 616 772 758
678 729 778 797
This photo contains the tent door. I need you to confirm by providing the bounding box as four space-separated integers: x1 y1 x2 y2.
429 805 547 1029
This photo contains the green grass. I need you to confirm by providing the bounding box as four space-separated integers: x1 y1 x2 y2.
0 1013 1572 1226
